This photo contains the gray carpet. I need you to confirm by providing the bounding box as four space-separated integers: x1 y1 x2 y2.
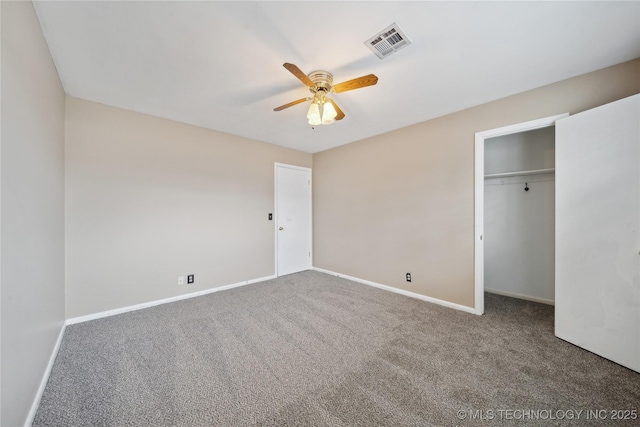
34 271 639 426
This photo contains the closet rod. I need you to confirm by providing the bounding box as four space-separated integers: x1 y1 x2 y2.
484 168 555 179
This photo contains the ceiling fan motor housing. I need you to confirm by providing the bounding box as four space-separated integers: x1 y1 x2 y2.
308 71 333 92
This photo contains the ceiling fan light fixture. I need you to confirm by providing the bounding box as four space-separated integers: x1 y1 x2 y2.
307 102 321 126
321 101 337 125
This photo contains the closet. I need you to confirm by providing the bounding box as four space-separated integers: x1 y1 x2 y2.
483 126 555 304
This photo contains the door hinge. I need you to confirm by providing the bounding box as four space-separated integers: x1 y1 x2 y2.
309 251 311 257
308 179 310 185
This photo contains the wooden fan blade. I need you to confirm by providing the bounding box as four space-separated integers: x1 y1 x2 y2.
273 97 310 111
332 74 378 93
327 98 345 121
283 63 315 88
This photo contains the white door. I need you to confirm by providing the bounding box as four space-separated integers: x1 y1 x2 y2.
275 164 312 276
555 94 639 372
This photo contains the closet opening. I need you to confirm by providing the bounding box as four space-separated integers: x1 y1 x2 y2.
484 127 555 306
474 114 568 315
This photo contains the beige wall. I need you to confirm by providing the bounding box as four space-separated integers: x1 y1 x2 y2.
313 59 640 309
1 1 66 425
65 97 311 318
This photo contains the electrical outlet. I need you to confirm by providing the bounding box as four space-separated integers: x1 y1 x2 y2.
178 276 185 286
406 273 412 282
187 274 194 284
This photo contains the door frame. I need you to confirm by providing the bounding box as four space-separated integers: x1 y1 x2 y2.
474 113 568 315
274 162 312 277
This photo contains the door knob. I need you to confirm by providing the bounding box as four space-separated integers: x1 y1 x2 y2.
279 227 284 231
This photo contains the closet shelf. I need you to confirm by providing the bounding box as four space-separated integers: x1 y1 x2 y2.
484 168 555 179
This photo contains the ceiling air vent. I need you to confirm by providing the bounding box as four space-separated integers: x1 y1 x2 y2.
365 22 412 59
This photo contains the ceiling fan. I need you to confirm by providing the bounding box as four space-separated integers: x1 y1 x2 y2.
274 63 378 126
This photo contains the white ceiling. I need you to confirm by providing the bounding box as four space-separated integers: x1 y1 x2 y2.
34 1 640 154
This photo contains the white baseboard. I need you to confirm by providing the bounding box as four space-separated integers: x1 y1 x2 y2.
25 322 66 427
312 267 476 315
247 275 277 285
485 287 555 306
66 274 277 325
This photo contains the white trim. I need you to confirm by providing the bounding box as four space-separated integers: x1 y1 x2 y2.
274 163 313 277
485 288 555 306
247 275 277 285
474 113 568 316
66 275 277 325
312 267 476 315
476 114 568 140
274 163 278 277
474 130 485 315
25 322 66 427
